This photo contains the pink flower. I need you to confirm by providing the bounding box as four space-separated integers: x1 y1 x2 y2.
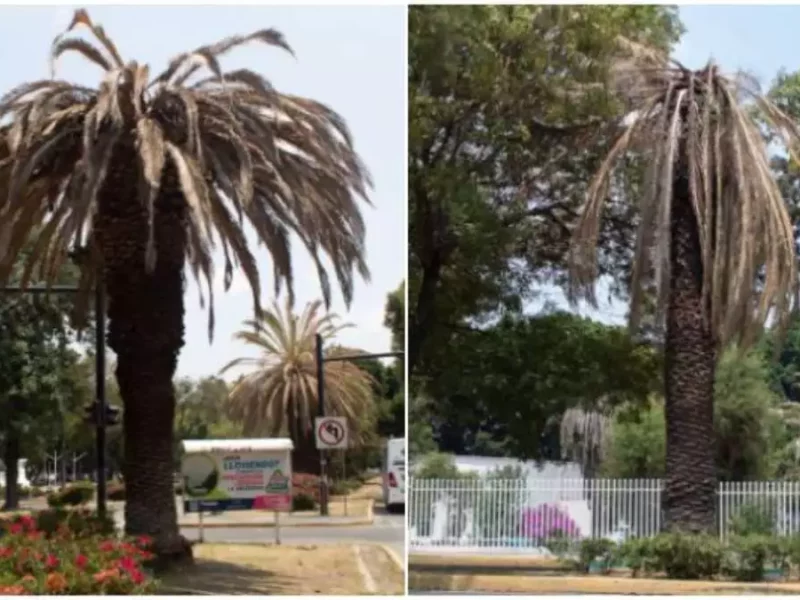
75 554 88 570
45 554 59 570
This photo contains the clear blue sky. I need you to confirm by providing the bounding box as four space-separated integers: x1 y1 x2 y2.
0 6 405 379
543 4 800 323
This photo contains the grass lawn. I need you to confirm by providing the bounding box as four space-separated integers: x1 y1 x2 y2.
161 543 400 595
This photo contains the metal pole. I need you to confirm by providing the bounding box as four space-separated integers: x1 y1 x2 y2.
95 277 107 520
315 333 328 517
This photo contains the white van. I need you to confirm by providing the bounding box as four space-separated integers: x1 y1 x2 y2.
382 437 405 513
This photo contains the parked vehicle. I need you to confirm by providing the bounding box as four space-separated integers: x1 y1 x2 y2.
382 437 405 513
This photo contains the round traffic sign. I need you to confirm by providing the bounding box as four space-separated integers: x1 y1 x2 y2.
318 418 345 446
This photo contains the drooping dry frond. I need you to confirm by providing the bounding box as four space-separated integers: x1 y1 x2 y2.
569 41 800 349
221 299 376 444
0 9 371 337
558 403 610 477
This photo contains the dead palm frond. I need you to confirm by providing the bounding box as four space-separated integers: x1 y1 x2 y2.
221 299 376 444
558 402 611 478
569 38 800 349
0 9 371 337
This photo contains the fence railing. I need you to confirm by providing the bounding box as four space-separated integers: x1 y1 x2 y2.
408 478 800 552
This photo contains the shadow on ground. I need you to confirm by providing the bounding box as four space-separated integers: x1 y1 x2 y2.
159 558 297 595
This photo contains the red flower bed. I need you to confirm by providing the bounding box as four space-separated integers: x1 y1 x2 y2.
0 514 156 594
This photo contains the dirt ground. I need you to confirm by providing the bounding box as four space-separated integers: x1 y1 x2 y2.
409 571 800 595
162 543 402 595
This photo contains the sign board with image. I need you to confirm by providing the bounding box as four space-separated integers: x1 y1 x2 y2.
181 438 293 514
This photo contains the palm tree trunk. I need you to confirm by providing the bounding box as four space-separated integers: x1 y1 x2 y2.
96 148 190 561
662 142 717 533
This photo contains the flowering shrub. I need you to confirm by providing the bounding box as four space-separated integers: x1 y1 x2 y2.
520 503 581 543
0 513 156 594
292 473 320 502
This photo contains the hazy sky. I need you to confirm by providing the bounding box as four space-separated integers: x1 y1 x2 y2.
0 6 405 379
541 4 800 324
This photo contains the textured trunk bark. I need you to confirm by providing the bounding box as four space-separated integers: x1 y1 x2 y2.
662 136 717 533
95 142 190 561
3 434 19 511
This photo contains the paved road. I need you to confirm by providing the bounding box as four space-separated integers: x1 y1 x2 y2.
182 510 405 559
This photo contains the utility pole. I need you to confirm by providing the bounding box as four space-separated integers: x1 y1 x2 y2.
315 334 403 517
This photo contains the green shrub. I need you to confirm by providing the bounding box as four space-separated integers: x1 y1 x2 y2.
617 537 658 578
107 483 126 501
545 530 575 558
329 478 361 496
578 538 615 573
292 493 317 512
729 503 775 537
724 535 770 581
651 532 723 580
46 482 94 507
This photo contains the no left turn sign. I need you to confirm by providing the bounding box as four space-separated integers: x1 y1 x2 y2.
315 416 349 450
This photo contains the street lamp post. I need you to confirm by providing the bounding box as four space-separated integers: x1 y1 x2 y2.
314 334 403 517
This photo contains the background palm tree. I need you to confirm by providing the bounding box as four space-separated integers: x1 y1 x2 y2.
569 40 800 532
223 299 376 473
0 10 371 557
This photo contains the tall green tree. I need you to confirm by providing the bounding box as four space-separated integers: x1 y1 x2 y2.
408 5 683 378
570 41 800 531
0 11 371 556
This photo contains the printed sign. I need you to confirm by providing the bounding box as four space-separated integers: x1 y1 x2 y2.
315 416 348 450
181 446 292 513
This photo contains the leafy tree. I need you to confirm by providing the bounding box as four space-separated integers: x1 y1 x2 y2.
422 312 661 459
223 300 376 473
568 40 800 531
604 348 787 482
0 10 371 555
408 5 683 378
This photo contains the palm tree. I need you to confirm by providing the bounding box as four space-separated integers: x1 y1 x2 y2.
568 41 800 532
0 10 371 557
222 299 375 473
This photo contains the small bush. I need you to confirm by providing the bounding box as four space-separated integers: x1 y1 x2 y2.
47 483 94 508
545 529 575 558
578 538 615 573
292 493 317 512
329 479 361 496
107 484 126 502
724 535 769 581
292 473 321 502
651 532 723 580
729 504 775 537
617 537 658 578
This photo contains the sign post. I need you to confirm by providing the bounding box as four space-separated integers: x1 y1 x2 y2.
181 439 293 544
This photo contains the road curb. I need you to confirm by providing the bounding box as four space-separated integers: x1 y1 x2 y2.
178 499 375 529
380 544 405 573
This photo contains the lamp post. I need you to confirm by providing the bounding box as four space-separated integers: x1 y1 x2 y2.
314 334 403 517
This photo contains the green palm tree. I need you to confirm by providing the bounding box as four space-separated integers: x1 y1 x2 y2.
0 10 370 556
222 299 375 473
569 41 800 532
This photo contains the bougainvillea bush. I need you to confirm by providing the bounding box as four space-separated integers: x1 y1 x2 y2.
0 513 156 594
520 503 581 544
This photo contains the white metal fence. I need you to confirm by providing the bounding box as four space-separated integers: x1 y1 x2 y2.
408 478 800 552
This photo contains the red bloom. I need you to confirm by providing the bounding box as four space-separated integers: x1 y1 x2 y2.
17 516 35 531
99 540 116 552
75 554 88 569
0 546 13 558
128 568 146 585
136 535 153 547
118 555 137 573
0 584 26 595
8 523 22 535
45 554 60 570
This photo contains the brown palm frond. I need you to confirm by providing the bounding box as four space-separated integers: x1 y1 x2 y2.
221 299 375 445
0 9 371 338
569 41 799 349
